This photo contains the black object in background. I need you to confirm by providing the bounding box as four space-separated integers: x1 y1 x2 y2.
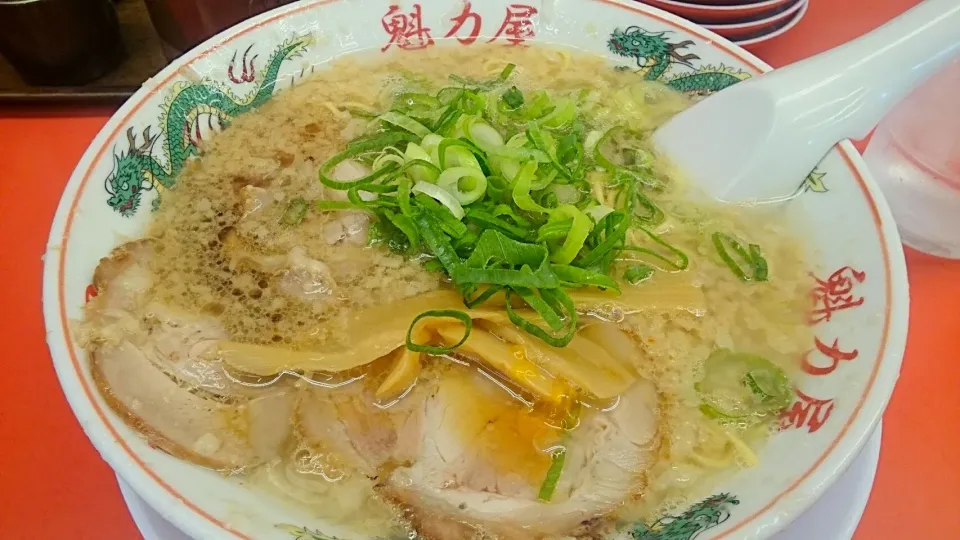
0 0 126 86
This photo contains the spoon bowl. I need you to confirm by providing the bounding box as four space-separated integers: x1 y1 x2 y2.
654 0 960 203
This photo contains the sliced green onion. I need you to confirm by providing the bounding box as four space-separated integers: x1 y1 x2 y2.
463 284 504 308
345 105 380 119
454 266 560 290
395 157 441 185
538 447 566 502
438 138 485 171
281 197 309 226
485 175 510 203
413 212 462 276
437 87 463 105
372 149 406 171
491 133 538 178
745 367 792 408
347 186 380 208
462 228 550 268
403 143 440 184
405 309 472 354
395 92 441 110
513 286 564 330
505 287 577 347
548 205 591 265
492 203 532 227
421 134 443 162
594 127 659 189
502 86 524 109
465 209 532 241
413 181 465 219
464 118 505 152
370 213 411 253
531 167 559 191
577 211 631 269
453 229 479 254
460 90 486 114
414 194 468 238
696 349 793 418
319 132 418 189
583 130 603 155
343 180 398 194
499 63 516 80
397 176 414 217
624 264 654 285
622 226 688 271
594 126 647 169
382 208 420 250
512 161 550 214
713 232 769 282
540 98 576 129
319 158 397 191
539 192 559 210
523 90 553 120
633 190 665 226
457 230 561 289
539 192 559 211
536 219 572 243
555 133 586 183
528 122 573 180
584 204 614 223
551 264 619 290
437 167 488 205
488 146 550 163
551 184 581 205
434 107 463 136
380 111 432 139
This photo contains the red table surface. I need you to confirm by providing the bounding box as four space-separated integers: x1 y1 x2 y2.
1 1 958 538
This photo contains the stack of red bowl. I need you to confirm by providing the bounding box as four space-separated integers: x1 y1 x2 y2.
641 0 808 48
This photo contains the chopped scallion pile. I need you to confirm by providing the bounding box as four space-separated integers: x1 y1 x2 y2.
313 63 770 350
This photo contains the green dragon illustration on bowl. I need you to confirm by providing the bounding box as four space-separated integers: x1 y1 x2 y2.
630 493 740 540
105 35 312 217
607 27 750 94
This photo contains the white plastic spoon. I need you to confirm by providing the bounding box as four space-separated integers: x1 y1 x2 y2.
653 0 960 203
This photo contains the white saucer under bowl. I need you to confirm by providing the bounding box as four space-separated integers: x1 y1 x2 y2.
118 423 882 540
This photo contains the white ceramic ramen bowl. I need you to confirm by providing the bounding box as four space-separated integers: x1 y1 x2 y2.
41 1 909 539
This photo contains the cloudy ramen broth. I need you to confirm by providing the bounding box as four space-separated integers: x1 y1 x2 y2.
81 44 812 539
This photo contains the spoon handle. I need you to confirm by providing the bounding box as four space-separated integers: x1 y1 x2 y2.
767 0 960 143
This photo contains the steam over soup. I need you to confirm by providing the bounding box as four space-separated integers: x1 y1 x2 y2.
81 45 811 539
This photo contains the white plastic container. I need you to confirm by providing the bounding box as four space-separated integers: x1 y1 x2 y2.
864 58 960 259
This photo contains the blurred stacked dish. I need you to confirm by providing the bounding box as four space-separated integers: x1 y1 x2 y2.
641 0 808 48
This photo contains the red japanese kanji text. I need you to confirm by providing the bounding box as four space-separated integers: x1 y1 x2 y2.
801 336 859 376
780 389 835 434
489 4 538 45
445 2 482 45
809 266 866 324
381 4 435 52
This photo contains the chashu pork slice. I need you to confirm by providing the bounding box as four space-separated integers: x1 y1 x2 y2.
85 241 294 471
383 370 661 539
297 383 424 477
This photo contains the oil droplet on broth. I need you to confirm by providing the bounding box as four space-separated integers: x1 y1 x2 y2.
443 369 564 485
